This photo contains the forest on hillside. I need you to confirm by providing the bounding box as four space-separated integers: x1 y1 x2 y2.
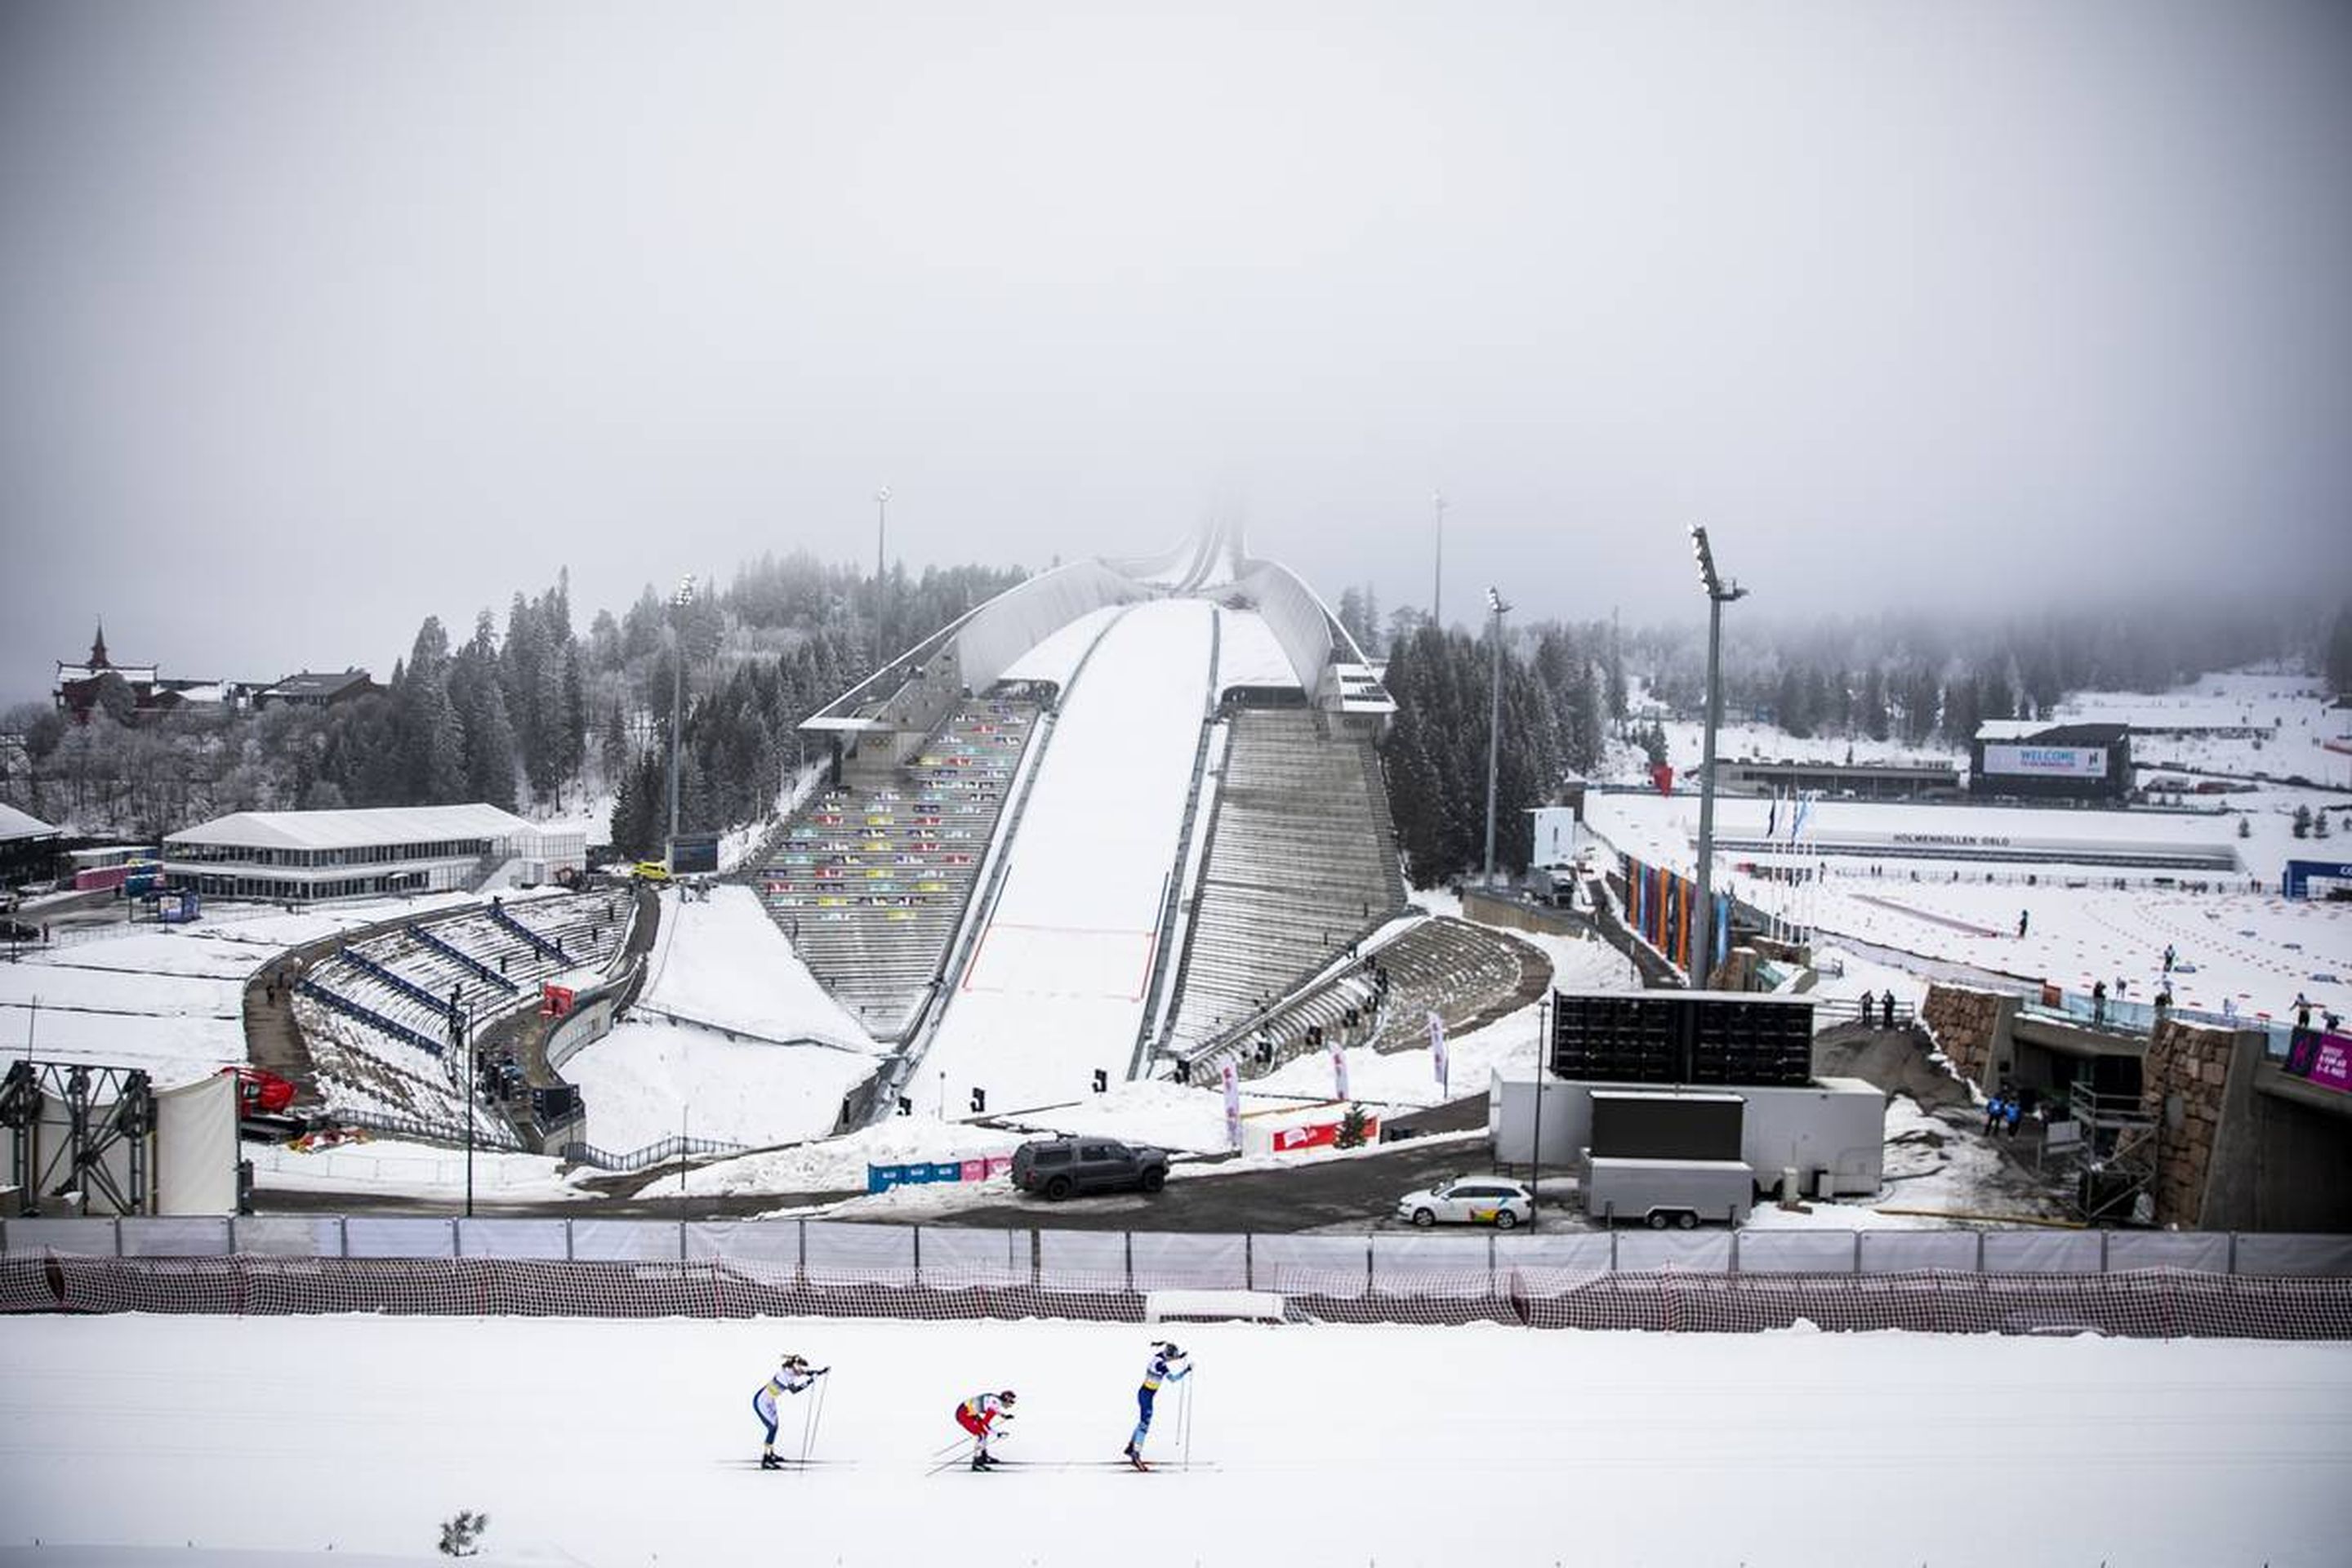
4 564 2344 881
2 555 1023 846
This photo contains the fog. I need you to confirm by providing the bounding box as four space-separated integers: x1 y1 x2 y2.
3 0 2347 702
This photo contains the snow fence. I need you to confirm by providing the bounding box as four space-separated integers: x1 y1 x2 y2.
4 1218 2352 1338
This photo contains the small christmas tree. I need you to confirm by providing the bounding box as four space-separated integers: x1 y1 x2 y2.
2238 817 2252 840
2319 811 2333 840
2293 804 2313 839
439 1511 490 1558
1334 1102 1370 1149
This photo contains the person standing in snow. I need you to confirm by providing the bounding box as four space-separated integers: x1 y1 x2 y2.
2017 909 2029 938
752 1353 827 1468
1124 1342 1192 1469
2091 980 2108 1026
1881 991 1895 1029
955 1388 1017 1469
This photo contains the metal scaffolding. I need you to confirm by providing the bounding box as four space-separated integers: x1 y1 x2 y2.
2 1059 156 1218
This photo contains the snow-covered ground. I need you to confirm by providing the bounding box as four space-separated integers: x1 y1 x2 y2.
0 892 510 1086
923 599 1218 1112
563 884 881 1153
1585 789 2351 1025
2 1312 2344 1568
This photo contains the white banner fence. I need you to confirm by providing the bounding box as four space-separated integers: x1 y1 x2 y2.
4 1215 2347 1285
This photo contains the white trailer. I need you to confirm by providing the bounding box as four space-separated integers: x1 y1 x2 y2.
1584 1155 1755 1228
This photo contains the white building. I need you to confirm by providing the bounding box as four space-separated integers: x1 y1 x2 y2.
163 804 585 902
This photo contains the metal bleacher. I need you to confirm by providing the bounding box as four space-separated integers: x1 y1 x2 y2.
287 892 633 1140
1175 915 1544 1085
755 699 1040 1040
1160 706 1410 1055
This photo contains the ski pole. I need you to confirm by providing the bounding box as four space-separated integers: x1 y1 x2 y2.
1181 1374 1193 1471
800 1374 827 1464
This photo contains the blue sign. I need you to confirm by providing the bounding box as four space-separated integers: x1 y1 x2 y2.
2282 860 2352 900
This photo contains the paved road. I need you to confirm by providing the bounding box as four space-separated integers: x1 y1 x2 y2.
877 1132 1511 1234
248 1094 1539 1229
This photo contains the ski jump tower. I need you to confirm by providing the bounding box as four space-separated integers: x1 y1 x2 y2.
761 522 1408 1117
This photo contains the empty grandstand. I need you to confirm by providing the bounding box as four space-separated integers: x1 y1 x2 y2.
289 891 634 1143
1173 916 1548 1087
1159 703 1408 1054
752 698 1039 1038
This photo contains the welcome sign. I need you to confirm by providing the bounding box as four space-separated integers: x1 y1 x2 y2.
1982 744 2108 778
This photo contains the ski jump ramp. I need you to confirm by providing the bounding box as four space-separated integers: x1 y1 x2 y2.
920 599 1215 1111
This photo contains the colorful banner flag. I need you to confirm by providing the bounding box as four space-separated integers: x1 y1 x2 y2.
1331 1044 1350 1102
1427 1009 1448 1091
1221 1061 1241 1150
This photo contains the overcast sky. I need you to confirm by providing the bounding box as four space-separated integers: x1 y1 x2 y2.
3 0 2347 703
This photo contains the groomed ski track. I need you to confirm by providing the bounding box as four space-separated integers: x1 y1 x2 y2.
920 598 1217 1112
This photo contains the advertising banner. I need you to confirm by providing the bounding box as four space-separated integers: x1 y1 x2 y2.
866 1155 1014 1193
2283 1030 2351 1095
1428 1009 1448 1091
1982 744 2108 778
1271 1116 1381 1153
1331 1045 1350 1102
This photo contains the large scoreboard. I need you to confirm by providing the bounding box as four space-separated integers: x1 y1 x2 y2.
1550 991 1815 1087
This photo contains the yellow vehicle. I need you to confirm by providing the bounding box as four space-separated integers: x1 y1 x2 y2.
631 861 674 884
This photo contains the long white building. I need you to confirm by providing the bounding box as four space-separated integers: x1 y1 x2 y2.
164 804 584 902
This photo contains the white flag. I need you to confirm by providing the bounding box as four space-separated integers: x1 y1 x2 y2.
1331 1045 1350 1102
1427 1009 1449 1091
1221 1061 1241 1151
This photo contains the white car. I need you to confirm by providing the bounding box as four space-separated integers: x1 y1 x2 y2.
1396 1177 1534 1230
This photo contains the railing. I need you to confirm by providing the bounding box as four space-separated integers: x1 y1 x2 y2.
488 902 567 965
333 1107 524 1152
557 1133 750 1171
1131 612 1224 1077
406 923 518 993
296 978 446 1057
6 1214 2350 1284
1824 996 1919 1028
338 946 460 1023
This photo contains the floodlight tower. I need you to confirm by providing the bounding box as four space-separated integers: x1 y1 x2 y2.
666 573 695 858
1484 586 1512 889
1689 526 1746 988
873 488 892 671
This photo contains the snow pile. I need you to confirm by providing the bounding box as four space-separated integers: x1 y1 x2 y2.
636 884 874 1046
680 1116 1033 1197
564 1018 882 1154
562 884 882 1152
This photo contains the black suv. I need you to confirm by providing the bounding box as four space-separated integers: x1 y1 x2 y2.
1009 1136 1171 1200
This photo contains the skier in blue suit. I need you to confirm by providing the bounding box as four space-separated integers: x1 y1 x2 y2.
1124 1342 1191 1468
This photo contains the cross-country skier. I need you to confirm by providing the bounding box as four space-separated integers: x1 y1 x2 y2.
753 1353 828 1469
955 1388 1017 1469
1124 1342 1191 1468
